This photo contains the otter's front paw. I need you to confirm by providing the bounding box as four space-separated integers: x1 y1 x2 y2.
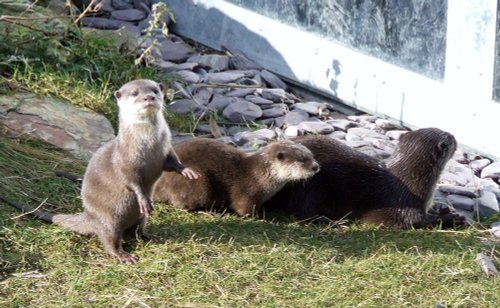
138 198 154 217
181 168 201 180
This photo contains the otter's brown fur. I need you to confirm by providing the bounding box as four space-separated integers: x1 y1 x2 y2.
1 79 198 264
264 128 465 228
154 138 320 216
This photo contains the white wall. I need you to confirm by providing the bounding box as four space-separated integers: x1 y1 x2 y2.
166 0 500 159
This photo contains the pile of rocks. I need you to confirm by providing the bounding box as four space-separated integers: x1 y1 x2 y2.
13 0 500 229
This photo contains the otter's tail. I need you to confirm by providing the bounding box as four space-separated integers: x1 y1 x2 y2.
0 195 94 235
54 170 83 182
0 195 55 223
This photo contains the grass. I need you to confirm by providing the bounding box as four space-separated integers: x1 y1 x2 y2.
0 134 499 307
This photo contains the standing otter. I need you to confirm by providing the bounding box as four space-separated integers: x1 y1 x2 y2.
1 79 199 264
264 128 465 228
154 138 320 216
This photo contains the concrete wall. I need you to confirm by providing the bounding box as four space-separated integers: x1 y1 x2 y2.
164 0 500 159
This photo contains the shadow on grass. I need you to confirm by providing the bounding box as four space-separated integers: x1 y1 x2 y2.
145 206 478 262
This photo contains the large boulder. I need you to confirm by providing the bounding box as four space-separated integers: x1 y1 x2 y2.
0 94 115 160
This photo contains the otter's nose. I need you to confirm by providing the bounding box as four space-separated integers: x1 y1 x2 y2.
144 95 155 102
311 162 320 172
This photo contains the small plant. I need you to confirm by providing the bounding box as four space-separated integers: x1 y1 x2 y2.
136 2 175 66
0 0 186 130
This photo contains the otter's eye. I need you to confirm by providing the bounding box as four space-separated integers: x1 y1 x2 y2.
131 89 139 97
152 88 159 95
277 152 285 160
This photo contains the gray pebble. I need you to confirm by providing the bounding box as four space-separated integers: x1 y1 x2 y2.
347 115 378 123
224 45 262 70
452 149 469 164
188 54 229 72
222 101 262 122
226 126 248 136
233 128 276 145
478 190 500 216
294 102 328 116
82 17 123 29
370 138 396 152
261 106 286 118
168 99 205 116
169 81 191 99
239 139 268 152
433 189 448 204
326 119 358 131
258 88 287 102
446 194 476 211
174 70 200 84
134 0 151 14
479 179 500 198
438 185 479 198
193 88 213 106
480 162 500 179
297 121 334 135
385 130 408 140
375 118 402 130
445 160 474 174
260 70 287 90
207 95 237 111
159 39 195 63
356 146 391 159
455 170 481 186
476 253 499 276
204 71 250 84
284 126 299 137
275 110 310 127
439 172 469 186
110 9 146 22
112 0 133 10
154 60 198 71
346 127 389 142
99 0 115 12
345 140 372 148
469 158 491 172
195 124 226 136
328 130 346 140
245 95 274 106
491 222 500 238
226 89 255 97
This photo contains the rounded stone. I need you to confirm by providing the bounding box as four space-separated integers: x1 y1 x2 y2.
110 9 147 22
222 101 262 122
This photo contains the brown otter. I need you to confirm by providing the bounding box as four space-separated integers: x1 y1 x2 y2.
264 128 466 228
1 79 199 264
154 138 320 216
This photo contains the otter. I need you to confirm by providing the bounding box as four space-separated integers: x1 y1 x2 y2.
1 79 199 264
153 138 320 217
264 128 466 228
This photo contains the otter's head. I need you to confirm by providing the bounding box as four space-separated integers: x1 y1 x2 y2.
115 79 164 123
263 140 320 182
400 128 456 162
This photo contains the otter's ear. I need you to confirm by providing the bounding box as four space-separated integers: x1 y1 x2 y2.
277 152 285 160
158 83 164 91
437 140 449 153
115 91 122 99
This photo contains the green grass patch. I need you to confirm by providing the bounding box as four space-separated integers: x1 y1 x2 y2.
0 134 499 307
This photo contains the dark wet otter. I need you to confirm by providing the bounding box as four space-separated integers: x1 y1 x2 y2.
154 138 320 216
1 79 199 264
264 128 466 228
